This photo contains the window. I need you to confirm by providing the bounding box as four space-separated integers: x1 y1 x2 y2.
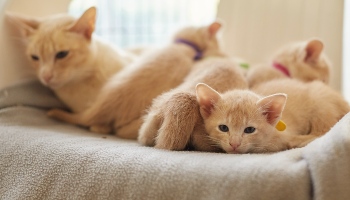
69 0 218 48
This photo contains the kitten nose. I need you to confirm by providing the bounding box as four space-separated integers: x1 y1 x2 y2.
230 142 241 151
43 73 53 83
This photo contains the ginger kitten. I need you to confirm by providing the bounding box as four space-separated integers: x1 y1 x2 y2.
48 21 224 139
138 57 248 150
247 39 331 88
196 79 349 154
6 7 135 112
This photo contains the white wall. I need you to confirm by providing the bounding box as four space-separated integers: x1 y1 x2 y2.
218 0 344 92
0 0 71 90
343 0 350 102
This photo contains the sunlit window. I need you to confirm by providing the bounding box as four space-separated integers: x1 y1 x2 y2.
69 0 218 48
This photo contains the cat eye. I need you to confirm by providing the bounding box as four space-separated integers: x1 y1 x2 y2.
218 124 229 132
244 127 256 134
55 51 69 59
31 55 39 61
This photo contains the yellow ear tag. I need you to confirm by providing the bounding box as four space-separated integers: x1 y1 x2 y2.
275 120 286 131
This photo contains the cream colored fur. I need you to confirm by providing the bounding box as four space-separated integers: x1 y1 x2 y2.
48 21 224 139
138 57 248 150
247 39 331 88
6 7 135 112
196 79 349 154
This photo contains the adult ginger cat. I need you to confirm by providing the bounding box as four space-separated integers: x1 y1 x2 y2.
6 7 135 112
247 39 331 88
138 57 248 151
196 79 349 153
48 21 224 139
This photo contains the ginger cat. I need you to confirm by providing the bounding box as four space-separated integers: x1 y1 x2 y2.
48 21 224 139
138 57 248 150
247 39 331 88
196 79 350 154
6 7 135 112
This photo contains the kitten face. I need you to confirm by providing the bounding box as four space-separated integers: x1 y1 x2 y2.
173 21 223 57
196 83 288 154
8 7 96 89
273 39 331 83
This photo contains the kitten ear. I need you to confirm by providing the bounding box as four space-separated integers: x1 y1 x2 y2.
196 83 221 118
257 93 287 126
68 7 97 40
207 20 222 36
5 12 40 37
304 39 324 63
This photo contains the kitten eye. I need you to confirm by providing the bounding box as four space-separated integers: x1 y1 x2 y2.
218 124 229 132
31 55 39 61
55 51 69 59
244 127 256 134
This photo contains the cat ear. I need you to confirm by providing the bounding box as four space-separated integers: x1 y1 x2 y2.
257 93 287 126
207 20 222 37
304 39 324 63
196 83 221 118
68 7 97 40
5 12 40 37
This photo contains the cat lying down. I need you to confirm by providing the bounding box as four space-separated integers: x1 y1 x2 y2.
48 20 225 139
138 38 338 153
138 57 248 151
195 79 350 153
247 39 331 88
6 7 136 113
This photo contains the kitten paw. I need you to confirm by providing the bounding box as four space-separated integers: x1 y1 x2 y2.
116 118 143 139
90 125 112 134
47 109 68 119
138 113 161 146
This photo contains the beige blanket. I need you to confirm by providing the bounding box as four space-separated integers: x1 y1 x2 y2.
0 81 349 200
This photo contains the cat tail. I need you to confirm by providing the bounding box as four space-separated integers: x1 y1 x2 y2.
155 92 200 150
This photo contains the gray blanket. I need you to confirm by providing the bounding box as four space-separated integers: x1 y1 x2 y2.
0 81 349 200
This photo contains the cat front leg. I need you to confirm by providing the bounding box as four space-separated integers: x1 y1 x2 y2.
47 108 87 126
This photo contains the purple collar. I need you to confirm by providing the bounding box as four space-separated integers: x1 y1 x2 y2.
175 39 203 60
272 62 290 77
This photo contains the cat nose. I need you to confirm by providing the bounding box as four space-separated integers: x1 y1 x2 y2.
230 142 241 151
43 73 53 83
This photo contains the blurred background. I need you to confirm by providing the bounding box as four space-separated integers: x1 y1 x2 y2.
0 0 348 102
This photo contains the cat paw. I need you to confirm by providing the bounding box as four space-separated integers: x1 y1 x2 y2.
89 125 112 134
116 118 143 139
137 133 155 147
47 109 67 119
138 114 160 146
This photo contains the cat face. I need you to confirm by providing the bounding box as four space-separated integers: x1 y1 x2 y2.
7 7 97 89
272 39 331 83
196 83 288 154
173 21 224 57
